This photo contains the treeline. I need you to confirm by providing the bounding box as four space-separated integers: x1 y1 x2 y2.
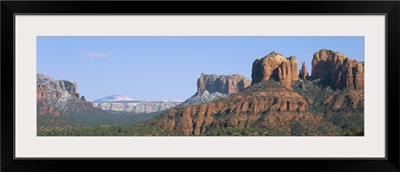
38 126 290 136
37 111 163 132
38 126 182 136
38 112 363 136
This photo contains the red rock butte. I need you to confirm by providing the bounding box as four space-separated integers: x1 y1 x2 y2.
311 49 364 90
197 73 251 94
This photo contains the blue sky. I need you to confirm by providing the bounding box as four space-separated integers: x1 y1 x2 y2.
37 36 364 101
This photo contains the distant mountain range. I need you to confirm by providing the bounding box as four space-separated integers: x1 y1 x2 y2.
93 94 134 103
92 95 183 113
94 94 182 103
92 101 183 114
92 73 252 113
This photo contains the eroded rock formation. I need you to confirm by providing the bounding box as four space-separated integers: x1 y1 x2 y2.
311 49 364 90
299 62 309 80
251 51 299 90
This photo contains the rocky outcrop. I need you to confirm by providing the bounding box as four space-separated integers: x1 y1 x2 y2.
251 51 299 90
94 73 251 113
37 74 98 116
352 63 364 90
92 101 182 114
197 73 251 94
179 73 251 107
299 62 309 80
289 56 299 81
139 80 308 135
311 49 364 90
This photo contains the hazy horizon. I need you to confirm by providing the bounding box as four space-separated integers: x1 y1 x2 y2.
37 36 364 101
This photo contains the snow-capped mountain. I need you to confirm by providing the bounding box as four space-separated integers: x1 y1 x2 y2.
93 94 134 103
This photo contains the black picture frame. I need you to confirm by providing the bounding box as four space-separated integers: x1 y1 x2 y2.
1 1 399 171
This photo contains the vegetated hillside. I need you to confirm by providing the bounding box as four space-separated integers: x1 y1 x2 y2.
37 111 163 134
292 79 364 135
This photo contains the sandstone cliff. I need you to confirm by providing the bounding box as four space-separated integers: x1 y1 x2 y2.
311 49 364 90
179 73 251 107
197 73 251 94
251 51 299 90
37 74 98 116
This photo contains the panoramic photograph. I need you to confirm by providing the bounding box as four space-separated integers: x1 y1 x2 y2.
37 36 364 136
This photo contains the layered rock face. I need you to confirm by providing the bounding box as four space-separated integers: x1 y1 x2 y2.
311 49 364 90
179 73 251 107
139 80 308 135
37 74 97 116
93 101 182 114
197 73 251 94
299 62 309 80
251 51 299 90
